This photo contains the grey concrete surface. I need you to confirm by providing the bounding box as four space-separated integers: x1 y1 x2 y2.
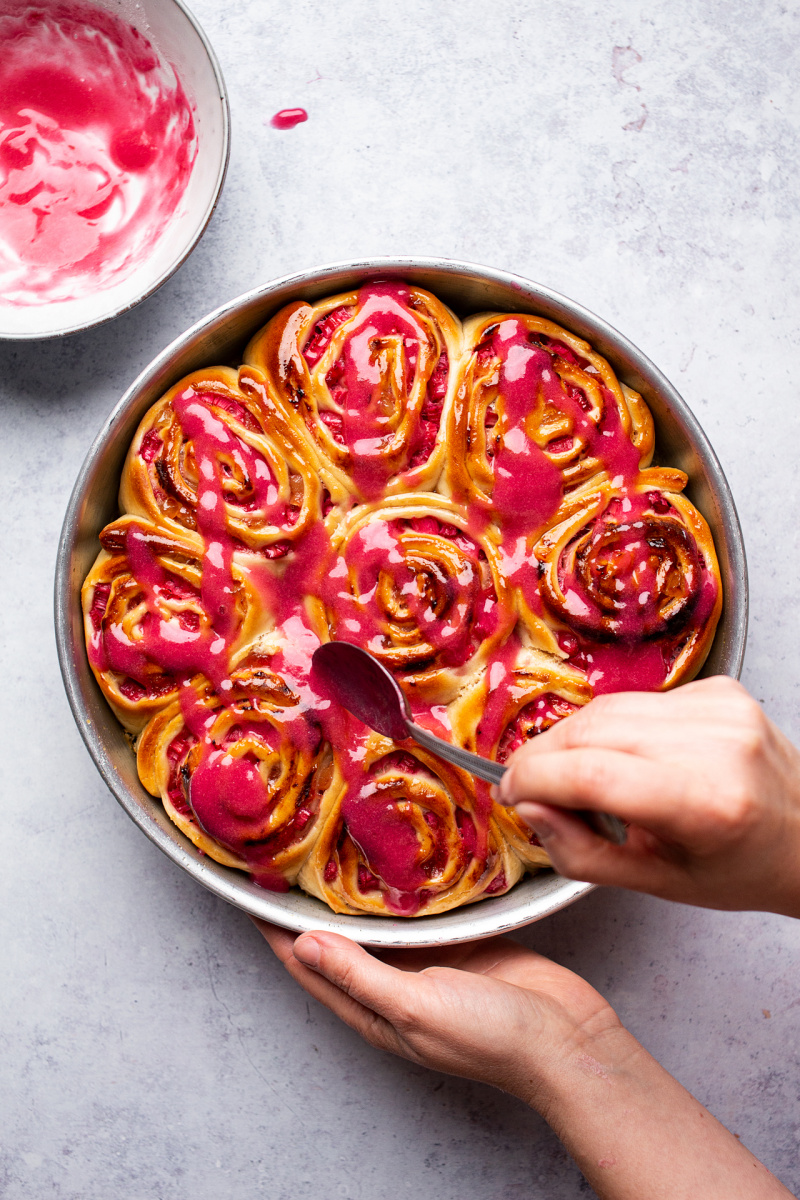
1 1 799 1196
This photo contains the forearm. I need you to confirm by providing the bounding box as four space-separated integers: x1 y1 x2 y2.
527 1025 793 1200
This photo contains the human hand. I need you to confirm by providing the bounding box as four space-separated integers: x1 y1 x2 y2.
497 676 800 917
257 921 794 1199
255 923 619 1106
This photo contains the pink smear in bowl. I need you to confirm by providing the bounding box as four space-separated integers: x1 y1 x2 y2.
0 1 197 307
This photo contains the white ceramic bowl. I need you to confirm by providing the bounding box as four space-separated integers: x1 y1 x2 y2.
0 0 229 341
55 257 749 946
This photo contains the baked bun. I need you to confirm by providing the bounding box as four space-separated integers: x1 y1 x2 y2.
244 282 462 501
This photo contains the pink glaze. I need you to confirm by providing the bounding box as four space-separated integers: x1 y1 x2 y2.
170 388 303 638
93 523 234 695
318 515 504 674
552 491 719 692
270 108 308 130
312 283 447 498
485 322 641 537
472 636 520 758
342 773 431 907
251 521 335 630
488 321 564 536
572 640 667 695
0 1 196 306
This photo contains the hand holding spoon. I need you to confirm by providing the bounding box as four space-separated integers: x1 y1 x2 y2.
311 641 627 846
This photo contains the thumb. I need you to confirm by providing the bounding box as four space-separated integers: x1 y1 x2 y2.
294 931 419 1022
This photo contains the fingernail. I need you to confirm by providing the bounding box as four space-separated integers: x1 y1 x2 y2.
516 804 555 840
294 934 321 968
493 772 512 806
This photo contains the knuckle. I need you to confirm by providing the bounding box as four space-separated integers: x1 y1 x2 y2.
737 724 766 764
361 1010 395 1053
561 698 610 747
733 698 770 757
389 990 419 1029
335 957 361 1000
706 674 746 696
707 782 759 837
714 678 763 721
387 1001 422 1042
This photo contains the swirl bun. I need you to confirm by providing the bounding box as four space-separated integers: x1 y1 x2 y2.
452 650 593 869
313 493 514 704
298 738 522 916
534 468 722 690
244 282 462 501
82 516 261 733
446 314 653 534
137 662 342 888
120 365 337 554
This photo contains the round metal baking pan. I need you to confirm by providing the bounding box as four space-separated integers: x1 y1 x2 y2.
54 257 749 947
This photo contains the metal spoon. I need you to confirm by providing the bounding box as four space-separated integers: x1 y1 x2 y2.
311 641 627 846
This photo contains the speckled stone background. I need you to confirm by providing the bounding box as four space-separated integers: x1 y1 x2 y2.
2 1 799 1196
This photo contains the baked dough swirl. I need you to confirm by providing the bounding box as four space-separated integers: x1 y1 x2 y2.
299 738 522 916
137 660 342 887
82 284 724 916
244 282 462 501
452 650 594 869
533 468 722 691
82 516 261 733
312 493 514 705
120 365 336 554
445 314 654 535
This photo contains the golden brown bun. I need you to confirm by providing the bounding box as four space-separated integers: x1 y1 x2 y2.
299 734 523 916
533 467 722 689
137 663 344 884
307 491 515 706
444 312 653 508
244 284 463 501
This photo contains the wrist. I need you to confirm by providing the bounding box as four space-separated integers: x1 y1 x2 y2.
542 1020 643 1120
519 1020 794 1199
504 1001 630 1114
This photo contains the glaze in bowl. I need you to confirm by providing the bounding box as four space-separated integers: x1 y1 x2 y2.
0 0 229 341
54 257 748 947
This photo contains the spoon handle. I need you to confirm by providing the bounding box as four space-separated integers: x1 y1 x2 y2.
406 720 627 846
407 720 506 785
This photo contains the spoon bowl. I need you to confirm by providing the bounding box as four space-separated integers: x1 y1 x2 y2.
312 641 411 742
